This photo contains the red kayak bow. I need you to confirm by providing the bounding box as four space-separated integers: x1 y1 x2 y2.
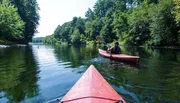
60 65 126 103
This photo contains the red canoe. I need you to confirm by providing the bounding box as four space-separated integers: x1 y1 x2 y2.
99 49 139 64
60 65 126 103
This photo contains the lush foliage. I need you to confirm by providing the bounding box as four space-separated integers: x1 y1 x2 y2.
150 0 177 45
172 0 180 24
172 0 180 44
43 35 58 44
0 0 24 41
40 0 180 46
0 0 39 43
32 37 44 43
11 0 40 42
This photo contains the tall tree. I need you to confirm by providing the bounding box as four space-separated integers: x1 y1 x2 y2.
94 0 115 18
112 11 128 42
71 29 81 44
100 8 116 43
59 22 71 42
85 19 99 40
150 0 177 45
172 0 180 44
0 0 24 41
54 25 61 40
10 0 40 42
85 8 95 21
127 3 151 45
172 0 180 24
43 0 180 46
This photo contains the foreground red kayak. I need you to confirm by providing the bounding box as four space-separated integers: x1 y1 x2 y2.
99 49 139 64
60 65 126 103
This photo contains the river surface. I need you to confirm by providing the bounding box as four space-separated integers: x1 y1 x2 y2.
0 44 180 103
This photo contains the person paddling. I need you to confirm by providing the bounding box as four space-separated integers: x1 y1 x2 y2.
107 42 121 55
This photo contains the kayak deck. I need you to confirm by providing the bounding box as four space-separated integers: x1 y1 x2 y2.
99 49 139 64
60 65 125 103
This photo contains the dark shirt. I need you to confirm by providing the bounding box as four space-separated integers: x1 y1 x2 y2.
111 45 121 54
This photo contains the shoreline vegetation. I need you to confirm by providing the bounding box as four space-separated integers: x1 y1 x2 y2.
0 0 39 44
33 0 180 47
32 38 180 49
0 39 29 45
1 0 180 47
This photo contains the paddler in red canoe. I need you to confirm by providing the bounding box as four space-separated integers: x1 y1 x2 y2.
107 41 122 55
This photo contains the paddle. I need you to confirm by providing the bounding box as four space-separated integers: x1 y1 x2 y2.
96 35 113 57
96 36 122 56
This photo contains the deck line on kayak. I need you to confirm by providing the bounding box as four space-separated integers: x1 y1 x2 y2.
60 96 124 103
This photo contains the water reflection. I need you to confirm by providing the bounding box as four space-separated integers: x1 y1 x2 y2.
0 44 180 103
53 45 98 68
53 45 180 103
0 46 39 103
104 47 180 102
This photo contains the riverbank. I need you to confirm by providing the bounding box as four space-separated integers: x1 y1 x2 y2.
42 40 180 50
0 39 13 45
0 39 28 45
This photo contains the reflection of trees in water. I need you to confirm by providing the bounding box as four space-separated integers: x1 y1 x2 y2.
0 46 39 103
0 45 179 103
93 47 180 102
54 45 180 102
159 65 180 101
138 48 180 101
53 45 98 68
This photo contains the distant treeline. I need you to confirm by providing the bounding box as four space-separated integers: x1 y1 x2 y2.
36 0 180 46
0 0 39 44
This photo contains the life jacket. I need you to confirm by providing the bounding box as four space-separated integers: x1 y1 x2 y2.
115 46 121 53
111 45 121 54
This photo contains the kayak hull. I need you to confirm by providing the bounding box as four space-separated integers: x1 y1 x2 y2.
99 49 139 64
60 65 126 103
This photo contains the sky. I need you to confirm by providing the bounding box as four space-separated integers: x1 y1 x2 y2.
34 0 97 37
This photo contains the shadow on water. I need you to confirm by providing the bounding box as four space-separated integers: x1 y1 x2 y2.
0 46 40 103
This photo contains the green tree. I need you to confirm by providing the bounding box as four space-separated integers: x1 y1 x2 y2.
70 17 85 34
112 11 128 42
85 19 100 40
150 0 177 46
126 3 151 45
100 8 116 43
85 8 95 21
60 22 71 42
43 35 57 44
0 0 24 41
172 0 180 45
172 0 180 24
71 29 81 44
54 25 61 40
10 0 40 42
44 0 179 46
69 17 85 44
94 0 115 18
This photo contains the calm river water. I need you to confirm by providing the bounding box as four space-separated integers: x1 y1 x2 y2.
0 44 180 103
